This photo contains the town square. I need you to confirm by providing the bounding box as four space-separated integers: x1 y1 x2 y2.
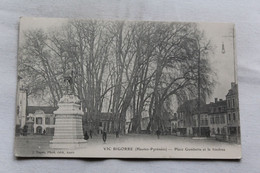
14 17 241 158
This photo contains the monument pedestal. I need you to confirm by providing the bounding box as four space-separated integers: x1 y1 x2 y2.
50 95 86 149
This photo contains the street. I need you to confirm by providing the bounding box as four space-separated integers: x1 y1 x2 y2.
15 134 240 157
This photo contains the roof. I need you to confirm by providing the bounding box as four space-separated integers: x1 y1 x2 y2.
208 100 227 107
226 87 238 96
27 106 58 115
191 99 227 114
200 104 211 113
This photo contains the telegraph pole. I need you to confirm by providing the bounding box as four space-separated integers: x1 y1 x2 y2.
222 26 239 143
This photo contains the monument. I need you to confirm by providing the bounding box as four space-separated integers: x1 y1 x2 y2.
50 72 86 148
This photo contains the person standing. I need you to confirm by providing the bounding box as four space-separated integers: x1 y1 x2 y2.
89 129 93 139
156 129 161 139
84 131 89 140
116 130 119 138
102 131 107 143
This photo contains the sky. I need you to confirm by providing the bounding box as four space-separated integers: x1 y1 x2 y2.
198 23 235 102
19 17 236 105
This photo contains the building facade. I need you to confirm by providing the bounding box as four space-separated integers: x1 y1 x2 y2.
208 99 228 138
176 82 240 143
226 82 240 142
177 99 204 136
27 106 57 135
170 113 178 134
192 99 228 137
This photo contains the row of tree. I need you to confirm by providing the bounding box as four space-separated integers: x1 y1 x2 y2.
18 19 215 134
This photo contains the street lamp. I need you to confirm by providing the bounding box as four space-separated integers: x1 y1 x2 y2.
222 27 236 83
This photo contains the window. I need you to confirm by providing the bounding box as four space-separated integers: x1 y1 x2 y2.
220 115 225 124
216 115 220 124
16 106 19 114
228 114 231 121
218 107 221 112
45 117 50 125
232 99 235 108
221 128 226 134
205 119 208 126
36 117 42 124
228 100 231 108
193 120 196 126
210 117 214 124
233 113 236 121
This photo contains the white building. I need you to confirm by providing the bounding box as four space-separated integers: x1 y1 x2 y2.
27 106 57 135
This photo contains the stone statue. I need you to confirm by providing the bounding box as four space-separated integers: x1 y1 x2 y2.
63 70 74 95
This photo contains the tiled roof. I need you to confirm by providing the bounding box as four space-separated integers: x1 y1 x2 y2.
226 83 238 96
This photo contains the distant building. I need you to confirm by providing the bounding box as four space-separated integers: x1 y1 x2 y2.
226 82 240 142
192 104 211 137
170 113 178 134
208 99 228 137
177 99 205 136
188 82 240 143
27 106 57 135
125 108 151 134
83 112 115 134
193 98 228 137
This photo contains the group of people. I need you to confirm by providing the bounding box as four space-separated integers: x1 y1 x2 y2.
84 129 93 140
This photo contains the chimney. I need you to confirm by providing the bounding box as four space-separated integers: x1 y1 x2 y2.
215 98 218 103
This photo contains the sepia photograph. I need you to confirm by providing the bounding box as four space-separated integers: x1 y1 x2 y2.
14 17 241 159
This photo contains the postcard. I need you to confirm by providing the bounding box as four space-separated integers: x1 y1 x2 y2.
14 17 241 159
